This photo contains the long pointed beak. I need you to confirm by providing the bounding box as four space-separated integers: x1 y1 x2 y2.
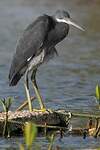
65 18 85 31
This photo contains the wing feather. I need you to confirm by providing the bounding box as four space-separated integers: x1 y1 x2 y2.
9 15 50 85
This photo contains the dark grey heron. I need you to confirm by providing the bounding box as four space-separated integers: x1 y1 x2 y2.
9 10 84 112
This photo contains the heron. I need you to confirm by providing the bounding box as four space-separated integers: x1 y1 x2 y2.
9 10 84 112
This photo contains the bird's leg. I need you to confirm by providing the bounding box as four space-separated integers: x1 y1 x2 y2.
24 70 33 112
31 69 46 111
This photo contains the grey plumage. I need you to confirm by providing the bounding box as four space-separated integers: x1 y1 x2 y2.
9 10 83 86
9 10 84 111
9 14 66 86
9 15 51 85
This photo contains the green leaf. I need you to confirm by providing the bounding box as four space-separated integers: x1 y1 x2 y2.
0 99 6 112
24 122 37 148
0 97 13 112
19 144 25 150
96 85 100 101
6 97 13 111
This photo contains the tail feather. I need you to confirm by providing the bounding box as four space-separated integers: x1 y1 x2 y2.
9 72 21 86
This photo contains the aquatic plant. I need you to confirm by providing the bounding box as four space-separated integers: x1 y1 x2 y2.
96 84 100 105
19 122 37 150
0 97 13 137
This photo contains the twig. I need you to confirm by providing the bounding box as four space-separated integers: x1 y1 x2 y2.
71 112 100 119
36 124 67 130
94 124 100 138
56 110 100 119
16 96 35 111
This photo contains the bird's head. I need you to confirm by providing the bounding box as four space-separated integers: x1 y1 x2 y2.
54 10 84 31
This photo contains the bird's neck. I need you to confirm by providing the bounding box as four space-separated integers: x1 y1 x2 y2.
52 22 69 45
44 16 69 48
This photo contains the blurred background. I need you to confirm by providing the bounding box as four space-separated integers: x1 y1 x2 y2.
0 0 100 110
0 0 100 149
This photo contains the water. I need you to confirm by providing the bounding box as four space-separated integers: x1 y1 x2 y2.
0 0 100 149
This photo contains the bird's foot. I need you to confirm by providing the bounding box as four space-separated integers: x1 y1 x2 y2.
33 108 47 112
32 108 53 113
